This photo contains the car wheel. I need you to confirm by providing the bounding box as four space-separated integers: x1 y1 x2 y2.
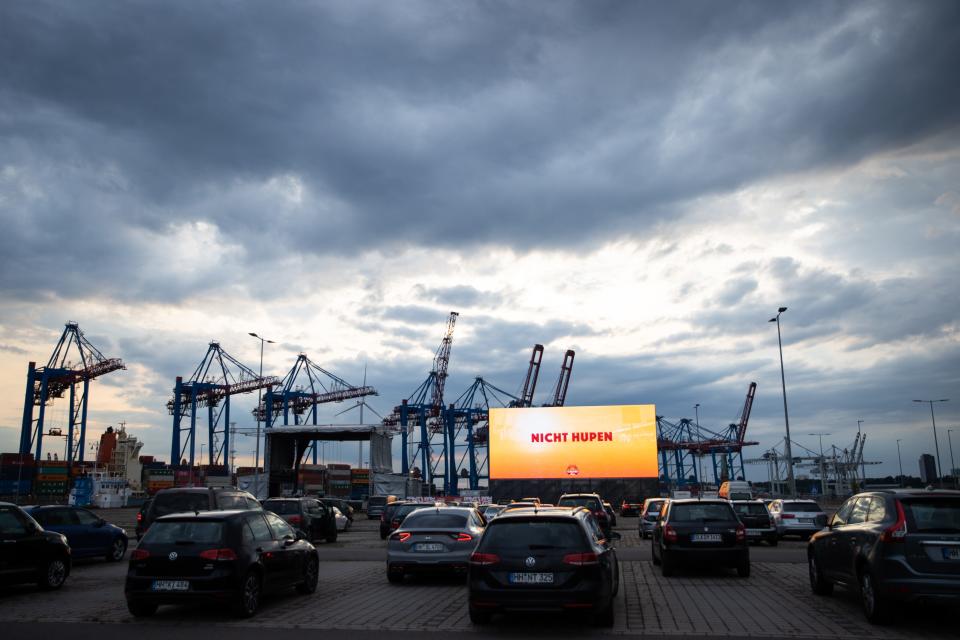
594 600 615 627
233 571 261 618
808 552 833 596
127 600 158 617
660 549 674 577
469 606 491 624
38 557 68 590
297 557 319 595
736 555 751 578
107 538 127 562
859 569 891 624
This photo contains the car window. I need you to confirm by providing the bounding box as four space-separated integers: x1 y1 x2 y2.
75 509 100 526
733 503 769 516
216 495 248 510
481 519 587 551
646 500 664 513
245 497 261 510
306 501 325 516
585 513 604 542
783 502 822 512
402 513 467 529
833 497 855 525
847 497 870 525
242 521 256 545
669 503 736 522
558 497 601 510
265 512 295 539
262 500 301 515
142 520 224 544
246 513 274 542
866 497 887 523
901 498 960 533
39 508 76 526
0 506 32 537
153 492 210 517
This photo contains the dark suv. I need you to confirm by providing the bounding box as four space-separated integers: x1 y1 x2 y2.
380 502 432 540
125 509 318 618
0 502 72 590
651 499 749 577
731 500 778 546
808 489 960 624
141 487 261 536
468 506 620 626
262 497 337 543
557 494 611 537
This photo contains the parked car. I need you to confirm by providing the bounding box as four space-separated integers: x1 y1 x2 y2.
557 494 611 537
719 481 754 501
730 500 778 546
482 504 505 520
382 502 433 539
333 507 350 532
125 509 318 618
140 487 261 536
26 505 128 561
807 488 960 624
262 497 337 543
0 502 72 589
768 499 828 539
380 501 410 539
603 502 618 528
135 498 152 540
386 507 485 582
318 498 354 523
620 498 643 517
467 506 620 626
639 498 667 539
651 499 750 577
366 495 397 520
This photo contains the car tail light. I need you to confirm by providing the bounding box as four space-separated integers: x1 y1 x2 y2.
199 548 238 561
880 500 908 543
131 548 150 560
563 552 599 566
453 532 473 542
593 510 607 521
469 552 500 566
664 525 678 543
736 524 746 542
781 513 795 519
136 512 143 523
391 532 411 542
288 515 302 526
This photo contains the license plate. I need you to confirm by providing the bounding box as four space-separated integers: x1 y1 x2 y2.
509 572 554 584
943 548 960 560
414 543 445 552
746 529 761 535
799 518 814 524
692 534 722 542
151 580 189 591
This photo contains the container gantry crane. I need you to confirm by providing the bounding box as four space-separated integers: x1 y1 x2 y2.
19 322 126 463
542 349 575 407
169 342 280 467
511 344 544 407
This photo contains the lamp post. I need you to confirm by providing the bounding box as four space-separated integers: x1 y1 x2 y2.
809 432 830 497
949 429 957 490
769 307 796 497
249 332 275 496
896 439 904 487
913 399 948 487
857 419 866 486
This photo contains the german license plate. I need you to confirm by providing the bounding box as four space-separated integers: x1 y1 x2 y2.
942 548 960 560
745 529 761 535
414 543 445 552
799 518 814 524
509 572 554 584
692 533 722 542
152 580 189 591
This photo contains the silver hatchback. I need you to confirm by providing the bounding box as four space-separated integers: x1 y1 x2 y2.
386 507 485 583
769 499 828 538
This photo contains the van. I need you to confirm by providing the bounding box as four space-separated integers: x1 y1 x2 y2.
718 481 753 501
366 495 397 519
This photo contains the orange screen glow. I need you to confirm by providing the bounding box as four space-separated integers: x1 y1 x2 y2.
488 405 658 479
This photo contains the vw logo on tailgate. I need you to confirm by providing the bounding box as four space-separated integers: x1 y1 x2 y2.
525 556 536 568
168 552 178 561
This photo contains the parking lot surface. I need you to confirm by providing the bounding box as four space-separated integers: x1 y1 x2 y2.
1 513 954 639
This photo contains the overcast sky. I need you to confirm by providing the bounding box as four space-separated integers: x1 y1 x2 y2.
1 1 958 485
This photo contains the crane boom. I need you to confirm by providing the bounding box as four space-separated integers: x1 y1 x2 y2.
735 382 757 444
544 349 575 407
429 311 458 417
517 344 544 407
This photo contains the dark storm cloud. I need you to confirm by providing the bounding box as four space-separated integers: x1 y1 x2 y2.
2 1 959 301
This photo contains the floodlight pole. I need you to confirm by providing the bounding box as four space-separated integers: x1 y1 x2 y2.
770 308 796 497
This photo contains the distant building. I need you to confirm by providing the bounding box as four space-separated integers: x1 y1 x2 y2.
919 454 937 484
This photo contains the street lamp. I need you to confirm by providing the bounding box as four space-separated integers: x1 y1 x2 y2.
809 432 830 497
949 429 957 490
250 332 275 495
857 419 866 486
913 399 948 487
769 307 796 497
896 439 904 487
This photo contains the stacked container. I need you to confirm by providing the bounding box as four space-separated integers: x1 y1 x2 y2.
0 453 34 497
351 467 370 499
327 463 352 497
35 460 69 497
299 464 327 495
144 467 174 494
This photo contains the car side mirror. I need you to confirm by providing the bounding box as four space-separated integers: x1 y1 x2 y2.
284 534 297 546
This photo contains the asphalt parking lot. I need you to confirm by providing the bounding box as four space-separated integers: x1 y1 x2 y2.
1 511 954 639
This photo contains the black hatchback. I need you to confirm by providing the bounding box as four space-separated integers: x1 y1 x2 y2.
651 499 749 577
0 502 72 590
263 497 337 544
808 488 960 624
125 509 318 618
468 507 620 627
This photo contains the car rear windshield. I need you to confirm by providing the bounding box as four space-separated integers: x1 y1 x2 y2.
482 519 585 551
558 497 601 510
902 498 960 533
669 503 736 522
783 502 822 513
394 504 428 518
733 503 768 516
262 501 300 515
368 497 387 507
402 513 468 529
143 520 224 544
152 492 210 517
646 501 665 512
728 492 753 501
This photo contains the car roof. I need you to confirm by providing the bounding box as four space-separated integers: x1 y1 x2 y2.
155 509 258 521
731 499 766 503
559 493 600 498
495 506 586 520
870 488 960 497
403 506 475 516
668 499 733 506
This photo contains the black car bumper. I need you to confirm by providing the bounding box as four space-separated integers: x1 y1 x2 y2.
469 582 610 612
664 546 748 567
125 575 239 604
880 577 960 603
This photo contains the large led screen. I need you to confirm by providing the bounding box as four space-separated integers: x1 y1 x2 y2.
488 405 658 480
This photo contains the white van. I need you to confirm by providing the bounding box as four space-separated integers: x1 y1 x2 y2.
718 481 753 501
